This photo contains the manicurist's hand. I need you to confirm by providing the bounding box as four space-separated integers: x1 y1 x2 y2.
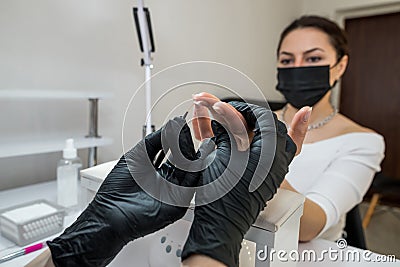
46 116 213 267
182 100 298 267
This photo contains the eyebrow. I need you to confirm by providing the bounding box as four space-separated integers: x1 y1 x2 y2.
279 48 325 57
304 48 325 54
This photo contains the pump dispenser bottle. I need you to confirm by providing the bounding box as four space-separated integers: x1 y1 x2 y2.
57 139 82 212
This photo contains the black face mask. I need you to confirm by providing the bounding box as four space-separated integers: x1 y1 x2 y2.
276 65 334 109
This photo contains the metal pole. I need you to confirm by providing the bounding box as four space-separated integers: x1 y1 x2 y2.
145 65 152 136
87 98 100 167
136 0 154 136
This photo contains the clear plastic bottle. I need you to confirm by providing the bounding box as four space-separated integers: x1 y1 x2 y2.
57 139 82 212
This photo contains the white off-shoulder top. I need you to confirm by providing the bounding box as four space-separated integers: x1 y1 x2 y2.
285 132 385 241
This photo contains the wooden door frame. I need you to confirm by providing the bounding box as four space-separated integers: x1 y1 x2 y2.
329 2 400 109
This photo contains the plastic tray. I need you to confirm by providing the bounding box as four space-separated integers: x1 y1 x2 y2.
0 199 65 246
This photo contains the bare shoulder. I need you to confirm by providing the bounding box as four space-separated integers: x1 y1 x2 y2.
335 114 376 134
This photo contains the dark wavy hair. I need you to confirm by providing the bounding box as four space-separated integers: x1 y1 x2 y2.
277 15 349 61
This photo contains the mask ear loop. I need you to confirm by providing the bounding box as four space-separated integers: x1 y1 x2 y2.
330 51 349 69
330 57 341 69
329 54 346 88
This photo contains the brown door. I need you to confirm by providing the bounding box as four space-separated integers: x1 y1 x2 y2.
340 12 400 182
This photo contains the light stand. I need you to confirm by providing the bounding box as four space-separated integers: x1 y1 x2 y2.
133 0 155 137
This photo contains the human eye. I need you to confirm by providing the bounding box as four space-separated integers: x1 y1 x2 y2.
306 56 322 63
279 58 293 65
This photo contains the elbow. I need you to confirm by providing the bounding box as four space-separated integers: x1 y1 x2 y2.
299 236 312 242
299 229 319 242
298 199 327 242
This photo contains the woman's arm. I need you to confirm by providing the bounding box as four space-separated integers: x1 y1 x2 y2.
280 179 326 241
278 104 326 241
281 133 385 242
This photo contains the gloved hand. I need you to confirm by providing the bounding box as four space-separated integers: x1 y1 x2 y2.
47 116 211 267
181 101 297 267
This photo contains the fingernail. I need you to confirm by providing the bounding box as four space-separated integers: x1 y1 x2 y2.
212 105 225 115
303 107 312 122
194 100 208 107
192 94 199 102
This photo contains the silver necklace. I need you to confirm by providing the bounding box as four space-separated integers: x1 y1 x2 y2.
281 105 338 131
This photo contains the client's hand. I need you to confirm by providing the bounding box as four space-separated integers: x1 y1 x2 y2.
181 101 297 267
192 92 310 155
47 117 212 267
192 93 251 151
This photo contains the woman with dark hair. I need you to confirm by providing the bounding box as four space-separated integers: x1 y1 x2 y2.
184 15 385 266
274 15 385 242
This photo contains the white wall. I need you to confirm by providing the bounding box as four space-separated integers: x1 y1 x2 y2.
301 0 400 18
2 0 399 190
0 0 303 190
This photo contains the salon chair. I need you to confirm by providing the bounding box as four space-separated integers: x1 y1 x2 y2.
344 205 367 249
361 172 400 245
351 172 400 249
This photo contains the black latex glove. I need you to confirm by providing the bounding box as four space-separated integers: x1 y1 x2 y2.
47 117 210 267
181 101 297 267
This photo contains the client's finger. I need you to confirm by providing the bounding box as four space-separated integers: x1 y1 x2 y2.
192 92 220 108
193 93 248 132
288 106 312 156
193 103 213 140
192 107 202 141
212 101 250 151
192 92 252 151
192 92 219 141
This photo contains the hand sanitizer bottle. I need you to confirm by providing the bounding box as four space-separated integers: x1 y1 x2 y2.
57 139 82 212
